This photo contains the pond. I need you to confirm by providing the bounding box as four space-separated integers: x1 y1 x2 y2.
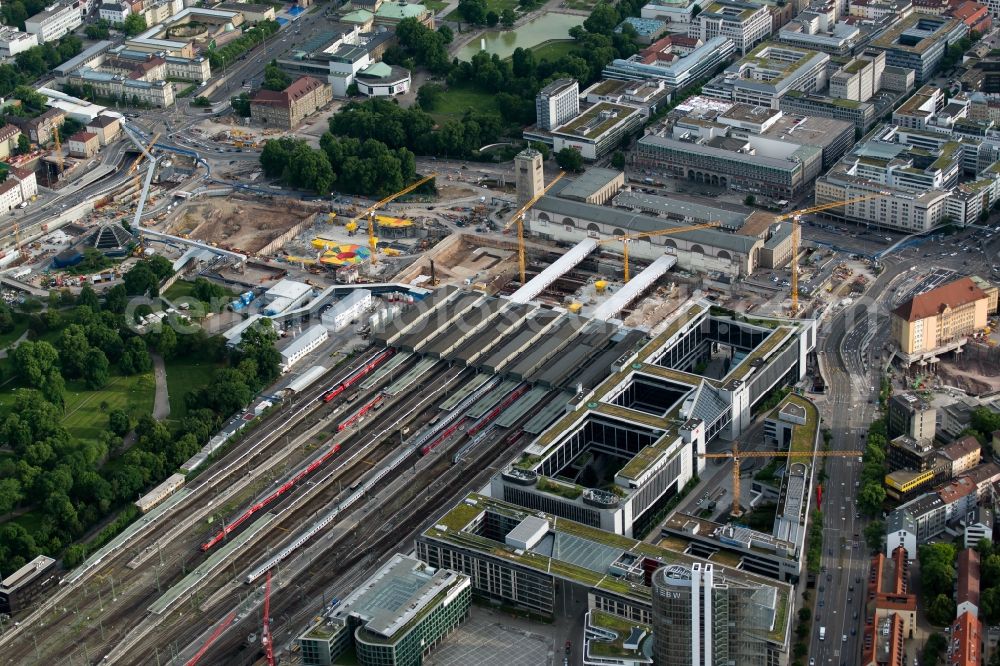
456 12 583 61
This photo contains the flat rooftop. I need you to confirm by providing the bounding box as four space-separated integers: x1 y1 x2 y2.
554 102 640 139
426 493 791 645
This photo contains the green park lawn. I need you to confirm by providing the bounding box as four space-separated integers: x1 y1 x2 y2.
164 358 220 421
162 279 236 314
430 85 502 121
0 318 29 351
424 0 448 11
530 39 578 61
0 371 155 445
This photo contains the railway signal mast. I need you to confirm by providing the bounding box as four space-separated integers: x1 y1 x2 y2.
262 570 275 666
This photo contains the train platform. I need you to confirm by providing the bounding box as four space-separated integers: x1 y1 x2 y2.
383 357 437 397
358 351 412 391
495 387 552 429
439 373 491 411
523 396 572 435
466 380 520 419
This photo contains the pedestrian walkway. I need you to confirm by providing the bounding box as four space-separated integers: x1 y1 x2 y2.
151 352 170 420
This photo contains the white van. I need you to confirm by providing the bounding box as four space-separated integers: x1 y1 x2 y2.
819 627 826 641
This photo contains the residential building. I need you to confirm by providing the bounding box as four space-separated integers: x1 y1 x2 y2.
85 113 122 146
25 2 83 43
0 27 38 57
703 43 830 109
888 392 937 442
279 324 328 373
416 493 793 662
140 0 183 26
11 168 38 202
862 613 906 666
965 505 993 548
98 0 130 22
651 562 776 665
551 102 644 160
949 611 983 666
937 475 978 522
951 0 992 32
602 36 736 88
0 555 57 615
536 78 580 131
297 553 470 666
0 179 25 212
886 493 947 559
957 548 980 618
829 51 886 102
849 0 914 20
688 0 772 55
67 131 99 158
353 62 410 97
250 76 333 129
892 84 945 129
868 14 968 83
868 547 918 638
321 290 372 331
936 435 983 478
891 277 992 361
0 125 22 161
10 108 65 144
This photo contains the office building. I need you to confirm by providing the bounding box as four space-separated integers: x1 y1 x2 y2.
25 2 82 43
957 548 980 618
321 289 372 331
651 563 776 665
67 68 175 108
579 79 672 118
603 36 736 88
297 553 470 666
636 113 824 198
0 555 57 615
862 613 906 666
888 392 937 442
868 13 968 82
0 27 38 57
551 102 644 160
514 148 545 204
85 114 122 146
417 493 792 662
886 493 947 559
67 131 99 158
890 276 993 361
353 62 411 97
866 547 918 639
829 51 886 102
779 90 877 131
965 506 993 549
778 7 862 56
617 16 669 44
688 0 772 55
250 76 332 129
702 43 829 109
850 0 914 19
641 0 701 24
717 104 855 168
279 324 328 373
98 0 130 23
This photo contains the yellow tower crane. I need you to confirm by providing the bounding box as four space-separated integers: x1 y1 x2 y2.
698 443 862 517
351 173 436 266
773 193 887 315
127 132 161 177
596 222 723 282
52 126 63 176
504 171 565 284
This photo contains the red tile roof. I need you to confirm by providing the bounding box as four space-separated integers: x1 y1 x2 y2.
69 131 98 143
957 549 980 612
940 435 982 462
939 476 977 504
892 277 988 322
251 76 326 107
951 611 982 666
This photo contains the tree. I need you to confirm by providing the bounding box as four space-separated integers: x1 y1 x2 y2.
15 133 29 155
981 586 1000 624
919 543 957 598
123 262 158 296
983 552 1000 588
58 324 91 379
108 408 132 437
926 593 956 626
864 520 885 553
457 0 487 24
77 284 100 311
858 482 885 516
486 10 499 26
82 349 110 389
0 478 22 515
438 24 454 44
121 13 147 37
104 284 128 314
0 303 13 334
11 340 59 387
555 147 584 172
262 61 291 91
584 2 620 34
500 8 516 27
119 336 151 375
611 151 626 170
231 92 250 117
192 96 211 107
154 324 177 359
417 82 445 111
744 194 756 206
922 633 947 666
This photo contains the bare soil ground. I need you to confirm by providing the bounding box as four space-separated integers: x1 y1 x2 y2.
167 197 316 253
936 355 1000 394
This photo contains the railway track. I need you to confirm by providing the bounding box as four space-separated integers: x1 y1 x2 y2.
0 348 419 665
158 406 538 665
